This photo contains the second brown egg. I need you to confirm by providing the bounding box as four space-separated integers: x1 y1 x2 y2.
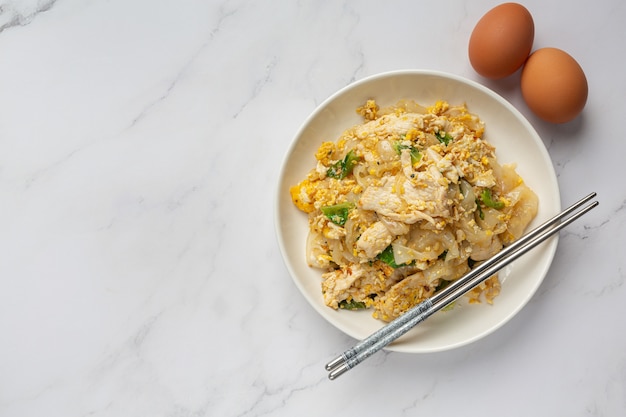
520 47 588 123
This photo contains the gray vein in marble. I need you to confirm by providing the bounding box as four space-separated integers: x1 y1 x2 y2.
80 399 114 417
560 216 610 242
24 148 80 188
238 372 326 417
76 314 165 416
614 197 626 214
127 44 206 130
167 402 211 417
585 402 600 417
166 185 200 212
0 379 58 414
132 314 160 348
583 267 624 297
341 4 365 85
204 192 230 275
401 380 438 414
232 56 278 119
585 358 626 416
553 157 568 179
346 48 365 85
296 2 365 106
0 0 57 33
128 78 181 129
207 1 238 41
127 2 240 129
92 313 161 375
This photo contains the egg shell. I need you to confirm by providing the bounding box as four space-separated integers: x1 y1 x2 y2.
521 47 588 124
469 3 534 79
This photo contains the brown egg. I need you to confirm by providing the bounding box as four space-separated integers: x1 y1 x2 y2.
521 47 588 123
469 3 534 79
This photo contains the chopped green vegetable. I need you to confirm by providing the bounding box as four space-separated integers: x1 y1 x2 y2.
377 245 398 268
339 299 367 310
435 279 452 292
475 198 484 220
434 280 456 310
393 141 422 165
438 250 448 260
327 149 360 179
441 301 456 311
436 131 454 145
321 202 354 226
377 244 412 268
480 188 505 209
339 294 376 310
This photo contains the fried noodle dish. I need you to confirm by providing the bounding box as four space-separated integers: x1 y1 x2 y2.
290 100 538 322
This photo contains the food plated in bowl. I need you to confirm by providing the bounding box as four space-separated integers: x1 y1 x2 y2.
275 70 560 353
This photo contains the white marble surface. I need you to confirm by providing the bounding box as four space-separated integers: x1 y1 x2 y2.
0 0 624 415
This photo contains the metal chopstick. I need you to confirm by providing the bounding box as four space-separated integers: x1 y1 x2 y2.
326 192 598 380
326 192 596 373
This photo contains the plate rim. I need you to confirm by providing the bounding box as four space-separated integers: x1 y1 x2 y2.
275 69 560 353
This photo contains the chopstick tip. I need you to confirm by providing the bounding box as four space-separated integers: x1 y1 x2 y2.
328 363 350 380
325 355 345 371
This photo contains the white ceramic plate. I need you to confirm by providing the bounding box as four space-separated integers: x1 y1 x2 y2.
275 70 560 353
